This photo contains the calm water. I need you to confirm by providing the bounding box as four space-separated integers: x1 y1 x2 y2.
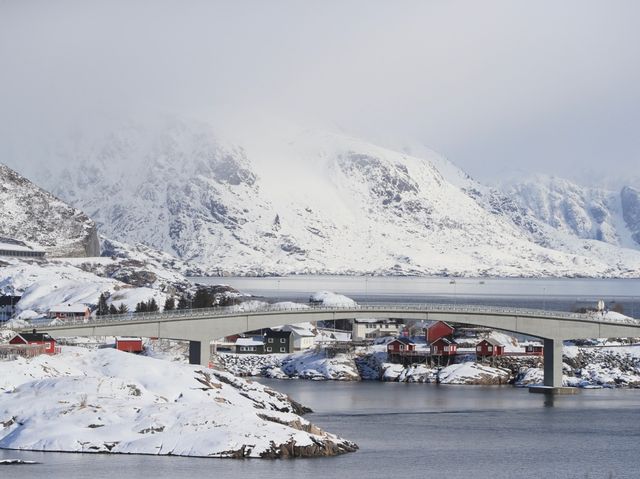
195 275 640 318
2 381 640 479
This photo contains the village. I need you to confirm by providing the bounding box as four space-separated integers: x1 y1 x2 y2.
1 292 548 384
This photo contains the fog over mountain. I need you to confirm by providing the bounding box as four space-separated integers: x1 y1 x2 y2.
1 1 639 183
3 116 639 277
2 2 640 276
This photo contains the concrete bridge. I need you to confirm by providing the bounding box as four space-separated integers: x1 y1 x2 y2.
12 303 640 389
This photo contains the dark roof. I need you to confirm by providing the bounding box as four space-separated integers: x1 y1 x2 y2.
264 329 292 339
0 296 21 307
13 332 55 342
479 338 504 347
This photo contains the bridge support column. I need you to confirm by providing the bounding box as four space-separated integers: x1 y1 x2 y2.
543 339 563 388
189 339 213 367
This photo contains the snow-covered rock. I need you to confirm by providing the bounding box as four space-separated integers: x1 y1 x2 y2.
281 349 360 381
309 291 357 307
0 163 99 257
0 347 357 458
216 349 360 382
502 175 640 250
438 362 511 385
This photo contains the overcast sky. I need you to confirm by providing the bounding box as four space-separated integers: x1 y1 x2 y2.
1 1 639 183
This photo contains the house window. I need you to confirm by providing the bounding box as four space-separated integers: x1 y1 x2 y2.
280 347 285 353
488 346 493 352
266 347 272 352
444 346 449 352
400 345 404 351
476 346 482 351
268 338 274 343
280 338 285 343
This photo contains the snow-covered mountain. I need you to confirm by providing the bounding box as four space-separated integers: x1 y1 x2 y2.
8 117 640 277
0 163 100 257
501 176 640 250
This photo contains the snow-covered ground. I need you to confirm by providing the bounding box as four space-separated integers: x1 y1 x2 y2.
0 258 168 320
0 347 357 458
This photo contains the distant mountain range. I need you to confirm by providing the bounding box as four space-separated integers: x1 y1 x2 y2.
3 117 640 277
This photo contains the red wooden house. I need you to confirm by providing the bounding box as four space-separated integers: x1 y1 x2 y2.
115 337 144 353
476 338 505 357
524 344 543 356
9 331 58 354
425 321 455 344
430 337 457 356
387 337 416 354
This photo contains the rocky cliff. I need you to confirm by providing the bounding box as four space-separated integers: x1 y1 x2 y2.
0 163 100 257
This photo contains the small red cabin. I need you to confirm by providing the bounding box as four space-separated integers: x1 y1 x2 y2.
476 339 505 357
115 337 144 353
430 337 457 356
387 337 416 353
425 321 455 344
525 344 543 356
9 331 58 354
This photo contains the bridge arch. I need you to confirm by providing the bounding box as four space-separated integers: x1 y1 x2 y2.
17 303 640 390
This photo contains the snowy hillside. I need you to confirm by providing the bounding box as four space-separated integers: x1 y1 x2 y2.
502 175 640 250
8 117 640 277
0 347 357 458
0 163 99 257
0 258 169 320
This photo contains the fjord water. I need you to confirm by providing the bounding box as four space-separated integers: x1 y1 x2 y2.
3 276 640 478
3 382 640 479
197 275 640 317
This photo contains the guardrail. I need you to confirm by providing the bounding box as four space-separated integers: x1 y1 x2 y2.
3 301 635 331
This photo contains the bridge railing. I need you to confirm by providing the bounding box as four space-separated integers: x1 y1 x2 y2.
4 301 635 331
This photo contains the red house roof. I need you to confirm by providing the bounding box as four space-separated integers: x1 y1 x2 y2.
426 321 455 343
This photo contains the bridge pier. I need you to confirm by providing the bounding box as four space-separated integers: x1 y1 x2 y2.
189 339 213 367
543 339 563 388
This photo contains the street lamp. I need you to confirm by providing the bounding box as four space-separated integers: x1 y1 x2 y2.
449 279 457 305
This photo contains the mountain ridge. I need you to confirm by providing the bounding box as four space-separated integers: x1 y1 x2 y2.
5 118 640 277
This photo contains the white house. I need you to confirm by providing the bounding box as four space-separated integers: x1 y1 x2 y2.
235 337 265 354
352 318 401 341
278 323 316 351
48 303 91 320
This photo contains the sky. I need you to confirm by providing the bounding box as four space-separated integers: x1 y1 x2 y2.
1 0 639 184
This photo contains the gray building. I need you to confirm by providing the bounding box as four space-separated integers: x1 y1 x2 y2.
0 295 21 321
0 237 46 258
